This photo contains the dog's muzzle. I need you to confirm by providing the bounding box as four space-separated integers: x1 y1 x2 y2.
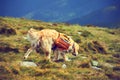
72 53 77 56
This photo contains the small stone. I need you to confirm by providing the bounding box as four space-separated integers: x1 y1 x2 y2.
62 64 67 69
81 56 87 59
78 32 82 35
23 36 27 40
92 66 102 71
91 60 99 66
20 61 37 67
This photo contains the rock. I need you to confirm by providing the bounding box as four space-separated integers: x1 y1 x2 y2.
91 60 99 66
62 64 67 69
91 66 102 71
20 61 37 67
23 36 27 40
77 32 82 35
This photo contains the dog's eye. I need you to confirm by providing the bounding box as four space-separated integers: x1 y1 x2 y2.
69 49 72 52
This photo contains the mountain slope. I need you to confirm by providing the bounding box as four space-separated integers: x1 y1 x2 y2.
24 0 113 23
67 5 120 28
0 17 120 80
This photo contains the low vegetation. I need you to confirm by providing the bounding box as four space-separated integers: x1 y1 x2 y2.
0 17 120 80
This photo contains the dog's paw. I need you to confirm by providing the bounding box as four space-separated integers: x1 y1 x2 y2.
52 58 58 62
65 58 71 62
23 56 27 60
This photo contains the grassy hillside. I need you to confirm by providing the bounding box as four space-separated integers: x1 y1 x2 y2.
0 17 120 80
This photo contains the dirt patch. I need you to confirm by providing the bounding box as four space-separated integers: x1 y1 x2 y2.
88 41 107 54
0 26 16 35
106 72 120 80
112 53 120 58
0 46 19 53
0 42 19 53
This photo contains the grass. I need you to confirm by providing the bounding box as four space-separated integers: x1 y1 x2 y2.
0 17 120 80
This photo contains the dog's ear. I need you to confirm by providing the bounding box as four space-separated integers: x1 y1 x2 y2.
28 28 37 33
67 36 72 38
30 28 35 31
30 28 33 30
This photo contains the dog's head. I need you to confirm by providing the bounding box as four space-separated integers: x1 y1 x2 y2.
68 37 79 56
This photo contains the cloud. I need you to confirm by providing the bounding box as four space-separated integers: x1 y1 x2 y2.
55 0 68 7
68 12 76 17
24 12 35 19
103 6 117 12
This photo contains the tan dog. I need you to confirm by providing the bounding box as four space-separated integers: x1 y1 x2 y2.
24 28 79 61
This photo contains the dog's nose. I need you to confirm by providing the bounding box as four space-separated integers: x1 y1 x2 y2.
73 53 77 56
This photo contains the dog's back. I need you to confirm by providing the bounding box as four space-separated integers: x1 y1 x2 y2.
38 29 59 40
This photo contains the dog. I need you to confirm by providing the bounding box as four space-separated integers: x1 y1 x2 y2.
24 28 79 61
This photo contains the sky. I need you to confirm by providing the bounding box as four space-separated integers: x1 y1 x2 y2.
0 0 120 26
0 0 117 16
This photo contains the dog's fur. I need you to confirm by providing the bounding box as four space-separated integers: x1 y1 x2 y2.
24 28 79 61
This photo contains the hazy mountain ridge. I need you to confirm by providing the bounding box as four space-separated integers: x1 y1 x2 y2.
67 4 120 28
23 2 120 28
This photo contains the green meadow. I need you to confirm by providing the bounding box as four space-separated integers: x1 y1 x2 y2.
0 17 120 80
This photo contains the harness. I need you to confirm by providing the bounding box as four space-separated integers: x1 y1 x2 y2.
52 33 71 51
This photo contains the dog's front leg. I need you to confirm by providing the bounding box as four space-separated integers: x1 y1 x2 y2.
61 53 71 61
45 51 51 61
24 47 34 59
53 50 59 61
